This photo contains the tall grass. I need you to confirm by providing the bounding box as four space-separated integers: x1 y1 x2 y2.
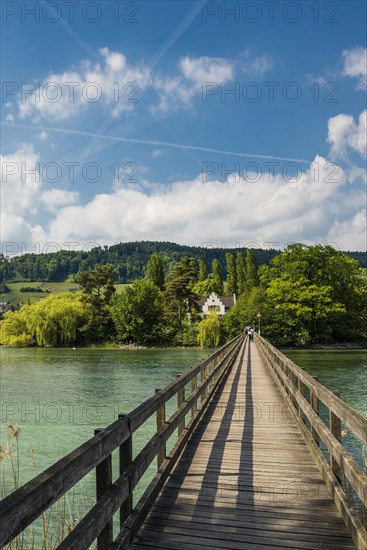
0 424 84 549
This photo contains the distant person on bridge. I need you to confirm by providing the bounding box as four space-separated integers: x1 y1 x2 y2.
248 328 254 341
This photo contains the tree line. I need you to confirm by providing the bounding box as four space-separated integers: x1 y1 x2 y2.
1 245 366 347
1 240 365 284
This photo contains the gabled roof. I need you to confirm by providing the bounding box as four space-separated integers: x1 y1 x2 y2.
196 294 236 310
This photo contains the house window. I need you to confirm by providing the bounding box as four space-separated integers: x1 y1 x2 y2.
208 305 219 312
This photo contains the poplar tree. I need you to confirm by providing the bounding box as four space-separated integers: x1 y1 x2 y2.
212 259 224 295
198 259 208 282
236 252 246 295
146 253 165 289
244 250 259 293
226 253 237 295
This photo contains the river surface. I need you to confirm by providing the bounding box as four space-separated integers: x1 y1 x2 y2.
0 347 366 546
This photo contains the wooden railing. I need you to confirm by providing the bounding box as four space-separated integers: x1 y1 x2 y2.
0 333 245 549
256 334 367 550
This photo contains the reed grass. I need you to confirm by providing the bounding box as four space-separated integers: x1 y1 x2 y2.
0 423 86 549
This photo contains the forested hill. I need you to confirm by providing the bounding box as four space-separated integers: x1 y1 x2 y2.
1 241 365 283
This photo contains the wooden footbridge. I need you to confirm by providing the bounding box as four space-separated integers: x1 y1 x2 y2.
1 334 367 549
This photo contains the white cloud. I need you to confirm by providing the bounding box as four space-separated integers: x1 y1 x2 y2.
2 141 365 252
241 51 273 76
152 149 165 158
327 110 367 159
0 144 41 216
36 130 48 141
18 48 152 120
41 189 79 212
328 210 367 251
154 56 234 113
5 114 14 123
180 56 233 84
40 155 364 250
17 51 236 119
342 47 367 90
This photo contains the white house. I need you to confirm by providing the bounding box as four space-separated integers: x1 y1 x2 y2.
196 292 236 318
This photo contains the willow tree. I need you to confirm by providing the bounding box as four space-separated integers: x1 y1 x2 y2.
198 313 221 347
0 293 87 346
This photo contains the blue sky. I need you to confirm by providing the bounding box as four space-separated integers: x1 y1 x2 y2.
1 0 366 253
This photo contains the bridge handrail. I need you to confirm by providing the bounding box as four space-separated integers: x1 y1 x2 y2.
0 332 245 549
256 334 367 550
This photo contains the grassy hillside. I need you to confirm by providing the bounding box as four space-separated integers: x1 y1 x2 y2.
1 278 129 306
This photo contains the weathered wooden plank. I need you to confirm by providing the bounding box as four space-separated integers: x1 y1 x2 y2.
130 341 356 550
0 416 129 546
57 475 129 550
128 334 243 432
258 336 367 445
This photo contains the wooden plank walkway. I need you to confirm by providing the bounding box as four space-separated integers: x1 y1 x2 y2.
130 339 355 549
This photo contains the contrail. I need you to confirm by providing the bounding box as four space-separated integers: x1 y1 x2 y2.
76 0 207 170
148 0 207 70
1 122 312 164
39 0 97 60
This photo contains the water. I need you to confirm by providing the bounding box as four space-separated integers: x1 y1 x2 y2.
282 349 367 416
0 347 211 485
0 347 365 546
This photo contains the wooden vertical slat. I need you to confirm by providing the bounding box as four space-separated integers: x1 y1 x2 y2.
177 375 185 436
191 375 197 417
201 365 207 403
95 428 113 549
329 391 342 483
310 376 320 446
298 368 307 424
119 414 132 528
156 389 166 469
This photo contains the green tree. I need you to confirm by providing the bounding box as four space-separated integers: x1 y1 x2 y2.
111 279 169 345
76 264 116 342
146 253 165 289
189 258 198 284
212 259 224 295
165 257 198 324
193 278 215 296
0 294 88 347
244 250 259 293
226 253 237 295
260 244 367 345
198 260 208 282
236 252 246 295
198 313 221 347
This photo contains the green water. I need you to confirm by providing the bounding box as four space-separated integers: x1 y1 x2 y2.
283 349 367 416
0 347 365 545
0 347 211 483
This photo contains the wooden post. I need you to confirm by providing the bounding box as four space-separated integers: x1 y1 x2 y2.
310 377 320 446
329 393 342 483
201 365 207 402
177 375 185 436
360 500 367 530
119 414 132 528
191 375 197 417
298 369 307 424
95 429 113 549
156 389 166 469
289 370 299 413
